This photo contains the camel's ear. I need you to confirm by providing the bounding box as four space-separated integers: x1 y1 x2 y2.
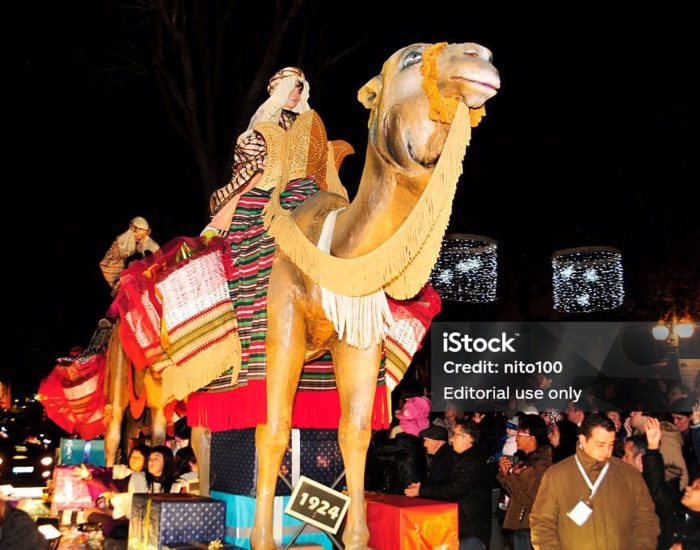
357 76 382 109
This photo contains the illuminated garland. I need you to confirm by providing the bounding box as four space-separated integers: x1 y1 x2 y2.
430 234 498 302
552 247 624 313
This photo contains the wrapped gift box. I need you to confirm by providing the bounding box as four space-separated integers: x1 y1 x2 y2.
210 491 332 550
365 492 459 550
210 429 342 496
59 438 106 466
129 493 225 550
50 466 95 515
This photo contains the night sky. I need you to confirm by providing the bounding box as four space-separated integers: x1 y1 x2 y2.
7 2 698 397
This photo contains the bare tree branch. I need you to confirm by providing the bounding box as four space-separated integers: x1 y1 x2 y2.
109 0 374 205
231 0 306 142
316 37 367 81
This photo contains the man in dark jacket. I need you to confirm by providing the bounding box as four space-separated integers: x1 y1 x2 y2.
419 424 455 484
405 420 491 549
373 430 427 495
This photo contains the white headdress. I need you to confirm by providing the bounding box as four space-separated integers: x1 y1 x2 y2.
245 67 310 131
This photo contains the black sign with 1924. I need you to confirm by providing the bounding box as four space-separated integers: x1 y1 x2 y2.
284 475 350 534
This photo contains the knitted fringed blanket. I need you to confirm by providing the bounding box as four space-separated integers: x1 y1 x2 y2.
37 353 107 440
384 284 441 392
116 237 239 402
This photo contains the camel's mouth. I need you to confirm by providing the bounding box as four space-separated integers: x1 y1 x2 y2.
450 75 500 91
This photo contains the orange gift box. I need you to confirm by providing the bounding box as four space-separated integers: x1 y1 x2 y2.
365 492 459 550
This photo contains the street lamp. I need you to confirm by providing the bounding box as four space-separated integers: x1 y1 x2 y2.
652 315 695 379
652 316 695 347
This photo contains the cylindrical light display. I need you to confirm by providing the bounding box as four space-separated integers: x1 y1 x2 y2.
430 234 497 302
552 246 624 313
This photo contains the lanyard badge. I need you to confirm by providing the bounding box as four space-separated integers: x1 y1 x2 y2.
567 456 609 526
567 499 593 526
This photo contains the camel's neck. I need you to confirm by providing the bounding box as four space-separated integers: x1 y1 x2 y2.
330 145 430 258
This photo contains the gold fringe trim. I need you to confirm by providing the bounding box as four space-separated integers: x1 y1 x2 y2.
160 332 241 402
316 209 393 348
262 102 472 299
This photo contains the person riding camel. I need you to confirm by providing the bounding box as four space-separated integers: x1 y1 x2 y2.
99 216 159 293
205 67 311 234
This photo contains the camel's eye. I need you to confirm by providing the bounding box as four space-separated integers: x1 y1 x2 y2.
401 49 423 69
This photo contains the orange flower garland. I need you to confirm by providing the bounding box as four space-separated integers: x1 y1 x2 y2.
421 42 485 127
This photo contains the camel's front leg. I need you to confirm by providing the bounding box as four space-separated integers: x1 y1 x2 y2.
150 406 167 446
251 267 306 549
191 426 211 496
105 333 128 466
334 342 382 550
104 402 125 467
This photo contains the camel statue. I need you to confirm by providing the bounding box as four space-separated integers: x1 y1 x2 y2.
250 42 499 549
103 323 170 466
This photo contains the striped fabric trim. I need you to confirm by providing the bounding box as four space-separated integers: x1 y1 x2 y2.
150 302 237 372
203 179 343 392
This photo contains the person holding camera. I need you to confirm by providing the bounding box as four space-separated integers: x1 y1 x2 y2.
496 414 552 550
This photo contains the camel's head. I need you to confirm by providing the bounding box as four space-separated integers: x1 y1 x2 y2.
358 42 499 173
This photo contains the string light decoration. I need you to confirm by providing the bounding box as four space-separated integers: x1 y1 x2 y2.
552 246 624 312
430 234 498 302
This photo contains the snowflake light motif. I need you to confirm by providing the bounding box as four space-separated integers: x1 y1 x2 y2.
456 258 481 273
437 269 453 284
560 266 574 279
552 247 624 313
430 235 498 302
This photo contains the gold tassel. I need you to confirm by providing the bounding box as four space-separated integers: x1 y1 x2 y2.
262 103 471 299
160 332 241 402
